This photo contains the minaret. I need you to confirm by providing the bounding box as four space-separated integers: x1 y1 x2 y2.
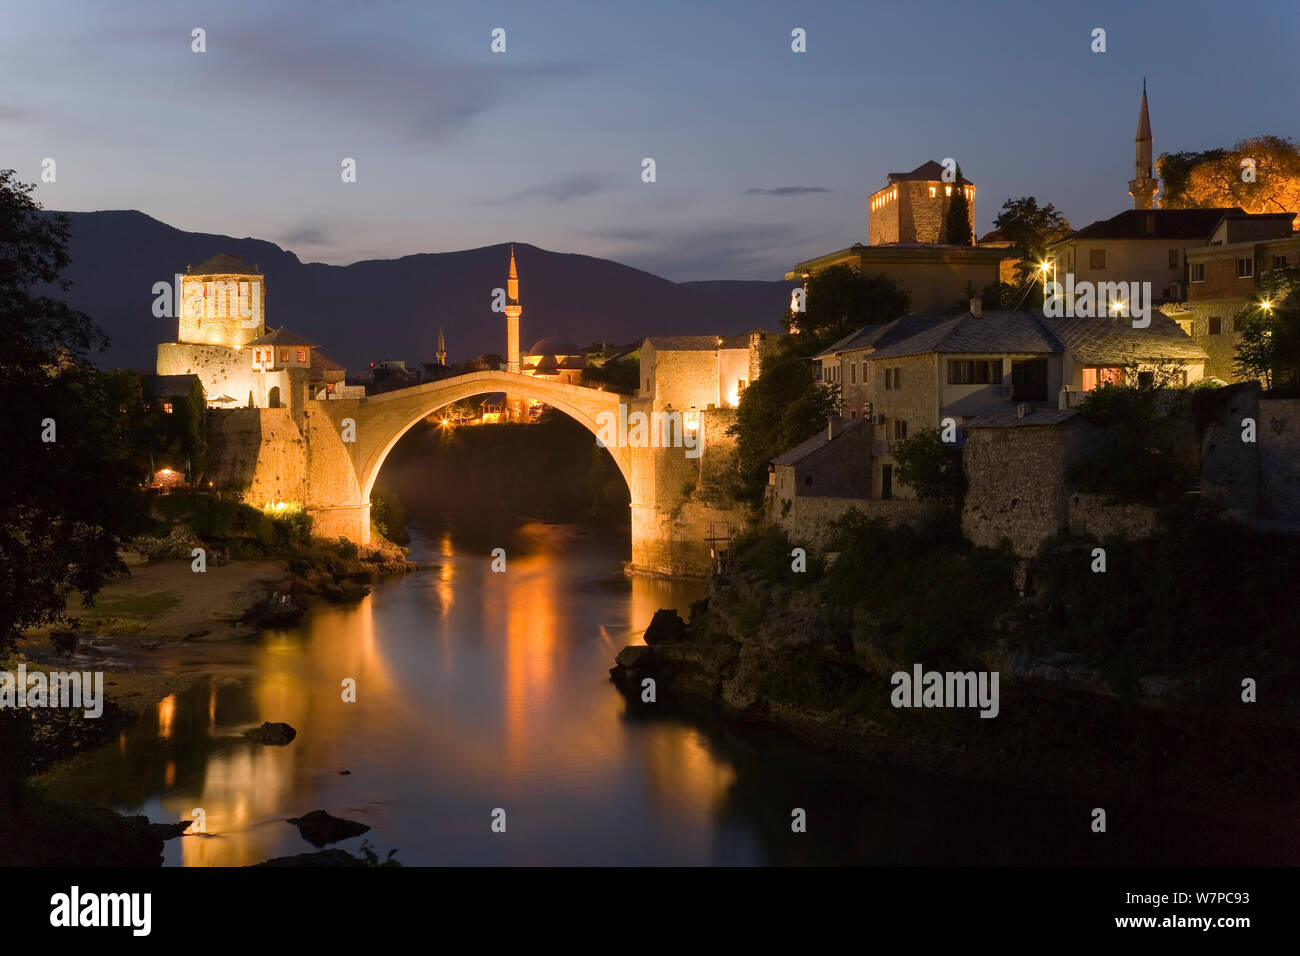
436 327 446 366
1129 80 1158 210
505 245 522 374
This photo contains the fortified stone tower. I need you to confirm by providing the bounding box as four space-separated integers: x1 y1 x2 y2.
177 253 266 347
1129 80 1158 210
868 161 976 245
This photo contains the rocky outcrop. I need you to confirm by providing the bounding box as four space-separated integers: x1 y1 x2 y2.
244 721 297 745
287 810 370 847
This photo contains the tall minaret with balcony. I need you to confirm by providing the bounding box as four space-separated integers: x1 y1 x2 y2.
1129 80 1158 210
505 245 522 374
436 326 447 367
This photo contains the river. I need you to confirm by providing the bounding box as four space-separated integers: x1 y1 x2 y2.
37 521 1292 865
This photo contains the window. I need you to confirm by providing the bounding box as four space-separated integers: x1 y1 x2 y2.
884 368 892 390
279 348 290 362
737 378 747 395
881 464 893 500
892 419 908 440
850 363 856 384
1169 248 1180 269
1089 249 1107 270
1273 255 1289 269
947 359 1000 385
1137 371 1154 388
1190 262 1205 282
1237 257 1254 278
297 348 307 363
1208 316 1222 335
929 186 936 197
861 360 868 381
945 185 952 196
162 402 173 414
1081 367 1123 391
894 366 901 389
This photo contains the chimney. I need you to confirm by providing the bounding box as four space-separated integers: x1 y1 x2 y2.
970 297 982 317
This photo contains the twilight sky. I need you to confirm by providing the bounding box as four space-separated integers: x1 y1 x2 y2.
3 0 1296 280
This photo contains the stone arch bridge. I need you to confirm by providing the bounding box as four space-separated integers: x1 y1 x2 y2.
300 370 732 575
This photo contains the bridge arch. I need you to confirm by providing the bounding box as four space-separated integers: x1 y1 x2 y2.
314 371 632 525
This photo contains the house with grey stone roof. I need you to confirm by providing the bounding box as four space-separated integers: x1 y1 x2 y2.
813 301 1207 500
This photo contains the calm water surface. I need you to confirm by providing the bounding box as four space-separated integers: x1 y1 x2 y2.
39 522 1295 865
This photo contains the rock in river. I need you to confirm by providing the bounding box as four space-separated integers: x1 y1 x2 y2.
642 608 688 646
244 721 298 745
287 810 371 847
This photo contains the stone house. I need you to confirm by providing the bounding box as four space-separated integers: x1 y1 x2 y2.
1163 212 1299 381
638 331 774 414
816 303 1206 499
768 418 872 506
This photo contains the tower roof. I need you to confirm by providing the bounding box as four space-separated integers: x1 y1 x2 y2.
246 326 318 348
187 253 261 276
884 160 974 187
1136 82 1152 142
508 244 518 279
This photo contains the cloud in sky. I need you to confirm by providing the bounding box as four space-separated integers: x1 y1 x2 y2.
480 173 607 205
744 186 832 196
280 225 334 246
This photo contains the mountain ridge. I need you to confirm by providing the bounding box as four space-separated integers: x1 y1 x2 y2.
42 210 791 371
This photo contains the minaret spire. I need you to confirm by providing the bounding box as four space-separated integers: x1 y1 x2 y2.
436 326 446 367
504 244 522 375
1129 81 1157 210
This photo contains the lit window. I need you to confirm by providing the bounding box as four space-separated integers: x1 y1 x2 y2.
945 185 952 196
280 348 290 362
297 349 307 363
162 402 173 414
929 186 936 197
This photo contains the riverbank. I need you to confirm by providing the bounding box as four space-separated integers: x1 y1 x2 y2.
610 514 1300 839
3 536 416 866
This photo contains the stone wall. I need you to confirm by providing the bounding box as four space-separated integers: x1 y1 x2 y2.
1066 493 1158 540
962 421 1084 556
770 495 930 550
1258 398 1300 520
630 500 748 577
158 342 259 407
204 407 306 506
1199 383 1260 516
1164 302 1250 382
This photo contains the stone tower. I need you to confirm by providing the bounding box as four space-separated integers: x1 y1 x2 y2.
436 326 447 366
1129 80 1158 210
867 161 975 246
505 245 522 373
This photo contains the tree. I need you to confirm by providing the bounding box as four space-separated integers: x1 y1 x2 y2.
941 165 972 245
993 197 1072 263
580 356 638 394
786 264 910 345
1235 264 1300 396
893 429 966 507
728 348 840 503
0 170 146 649
1158 136 1300 216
